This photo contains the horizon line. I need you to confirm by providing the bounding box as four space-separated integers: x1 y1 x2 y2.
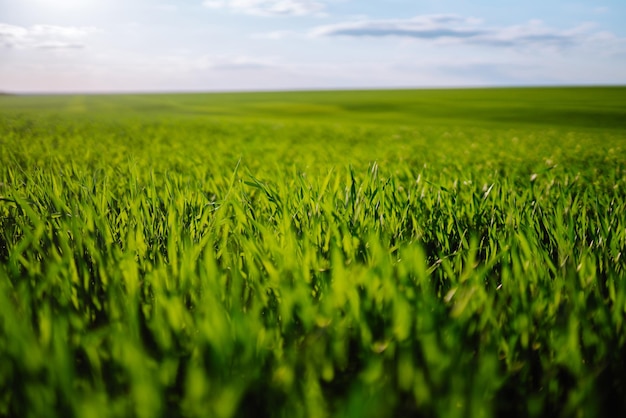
2 83 625 97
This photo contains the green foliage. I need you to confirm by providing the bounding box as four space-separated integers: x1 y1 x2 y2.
1 88 626 417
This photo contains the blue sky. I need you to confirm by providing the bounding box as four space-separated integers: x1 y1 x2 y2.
1 0 625 92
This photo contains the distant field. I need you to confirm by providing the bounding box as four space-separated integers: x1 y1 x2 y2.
3 87 626 130
1 87 626 418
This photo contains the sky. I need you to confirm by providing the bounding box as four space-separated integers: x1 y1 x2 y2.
1 0 625 93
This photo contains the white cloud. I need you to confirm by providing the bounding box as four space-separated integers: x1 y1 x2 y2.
156 4 179 12
0 23 97 50
251 30 298 40
311 15 608 50
202 0 325 16
119 52 276 73
202 54 276 70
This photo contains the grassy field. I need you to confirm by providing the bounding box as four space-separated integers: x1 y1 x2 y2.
1 87 626 417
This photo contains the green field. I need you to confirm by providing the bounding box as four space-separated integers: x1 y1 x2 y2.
1 87 626 417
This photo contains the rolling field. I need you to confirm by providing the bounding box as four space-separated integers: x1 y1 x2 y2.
1 87 626 417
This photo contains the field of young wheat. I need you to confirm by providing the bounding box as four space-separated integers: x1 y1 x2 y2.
1 87 626 417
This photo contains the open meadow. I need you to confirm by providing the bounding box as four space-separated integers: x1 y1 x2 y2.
1 87 626 417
